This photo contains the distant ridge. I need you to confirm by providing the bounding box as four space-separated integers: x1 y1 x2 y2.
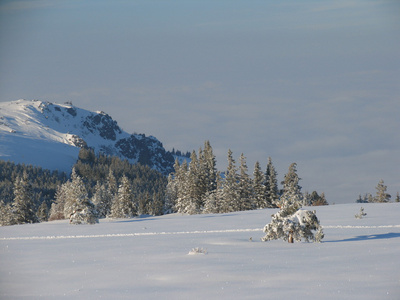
0 99 184 174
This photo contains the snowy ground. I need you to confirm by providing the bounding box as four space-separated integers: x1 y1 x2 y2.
1 203 400 299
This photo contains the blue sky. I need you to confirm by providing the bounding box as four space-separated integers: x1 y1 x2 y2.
1 0 399 204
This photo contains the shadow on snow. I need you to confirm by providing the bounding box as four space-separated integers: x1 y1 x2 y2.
325 232 400 243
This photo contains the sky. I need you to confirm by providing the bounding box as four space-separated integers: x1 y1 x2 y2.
0 0 399 204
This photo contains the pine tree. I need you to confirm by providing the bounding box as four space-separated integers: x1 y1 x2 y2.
238 153 253 211
64 168 98 224
110 175 137 218
203 172 224 214
278 162 303 213
395 192 400 203
36 201 49 222
261 163 323 243
106 169 118 202
186 151 201 214
11 172 38 224
253 161 266 209
164 173 178 214
0 200 13 226
92 181 111 218
202 140 218 193
174 160 189 214
221 149 240 213
265 157 279 208
49 183 71 221
374 179 391 203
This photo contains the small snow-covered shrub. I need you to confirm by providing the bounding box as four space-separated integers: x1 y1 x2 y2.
188 247 208 255
69 209 98 225
262 209 324 243
355 207 367 219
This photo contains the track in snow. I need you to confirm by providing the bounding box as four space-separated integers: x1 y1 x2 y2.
2 225 400 241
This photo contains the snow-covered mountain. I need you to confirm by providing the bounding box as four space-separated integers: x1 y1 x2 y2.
0 99 179 174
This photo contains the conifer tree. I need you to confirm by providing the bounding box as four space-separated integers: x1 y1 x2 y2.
203 172 224 214
265 157 279 208
111 175 137 218
49 183 71 220
11 172 38 224
92 181 111 218
165 173 178 214
36 201 49 222
262 163 323 243
221 149 240 213
374 179 391 203
186 151 201 214
202 140 218 193
106 169 118 201
174 160 189 214
0 200 12 226
279 162 303 213
253 161 267 209
238 153 253 211
64 168 98 224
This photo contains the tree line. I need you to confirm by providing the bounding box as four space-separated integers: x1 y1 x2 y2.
356 179 398 203
2 141 398 226
165 141 328 215
0 149 167 225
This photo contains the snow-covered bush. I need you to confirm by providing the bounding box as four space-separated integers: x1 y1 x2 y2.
262 162 324 243
69 208 98 225
188 247 208 255
262 209 324 243
355 207 367 219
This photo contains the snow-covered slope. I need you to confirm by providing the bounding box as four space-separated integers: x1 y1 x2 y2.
0 100 177 174
1 203 399 299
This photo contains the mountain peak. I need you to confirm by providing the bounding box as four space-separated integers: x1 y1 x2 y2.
0 99 176 174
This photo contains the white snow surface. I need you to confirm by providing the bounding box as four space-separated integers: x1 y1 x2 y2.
1 203 400 299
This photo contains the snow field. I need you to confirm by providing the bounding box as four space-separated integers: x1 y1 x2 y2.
1 203 400 299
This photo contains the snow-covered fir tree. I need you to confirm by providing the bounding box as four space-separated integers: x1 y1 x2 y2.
174 160 189 214
265 157 279 208
36 201 49 222
63 168 98 224
278 162 303 213
202 140 218 194
164 172 178 214
0 200 13 226
305 191 329 206
106 169 118 203
203 172 224 214
262 163 324 243
374 179 391 203
262 208 324 243
221 149 240 213
253 161 266 209
49 182 71 221
238 153 253 211
395 192 400 203
110 175 137 218
186 151 202 214
11 172 38 224
92 181 112 218
146 192 164 216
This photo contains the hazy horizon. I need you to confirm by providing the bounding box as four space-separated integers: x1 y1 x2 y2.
1 0 399 204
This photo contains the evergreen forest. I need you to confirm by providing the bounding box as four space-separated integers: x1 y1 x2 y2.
1 141 397 226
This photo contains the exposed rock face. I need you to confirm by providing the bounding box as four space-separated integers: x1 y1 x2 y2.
83 113 122 141
0 100 181 175
116 134 175 174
